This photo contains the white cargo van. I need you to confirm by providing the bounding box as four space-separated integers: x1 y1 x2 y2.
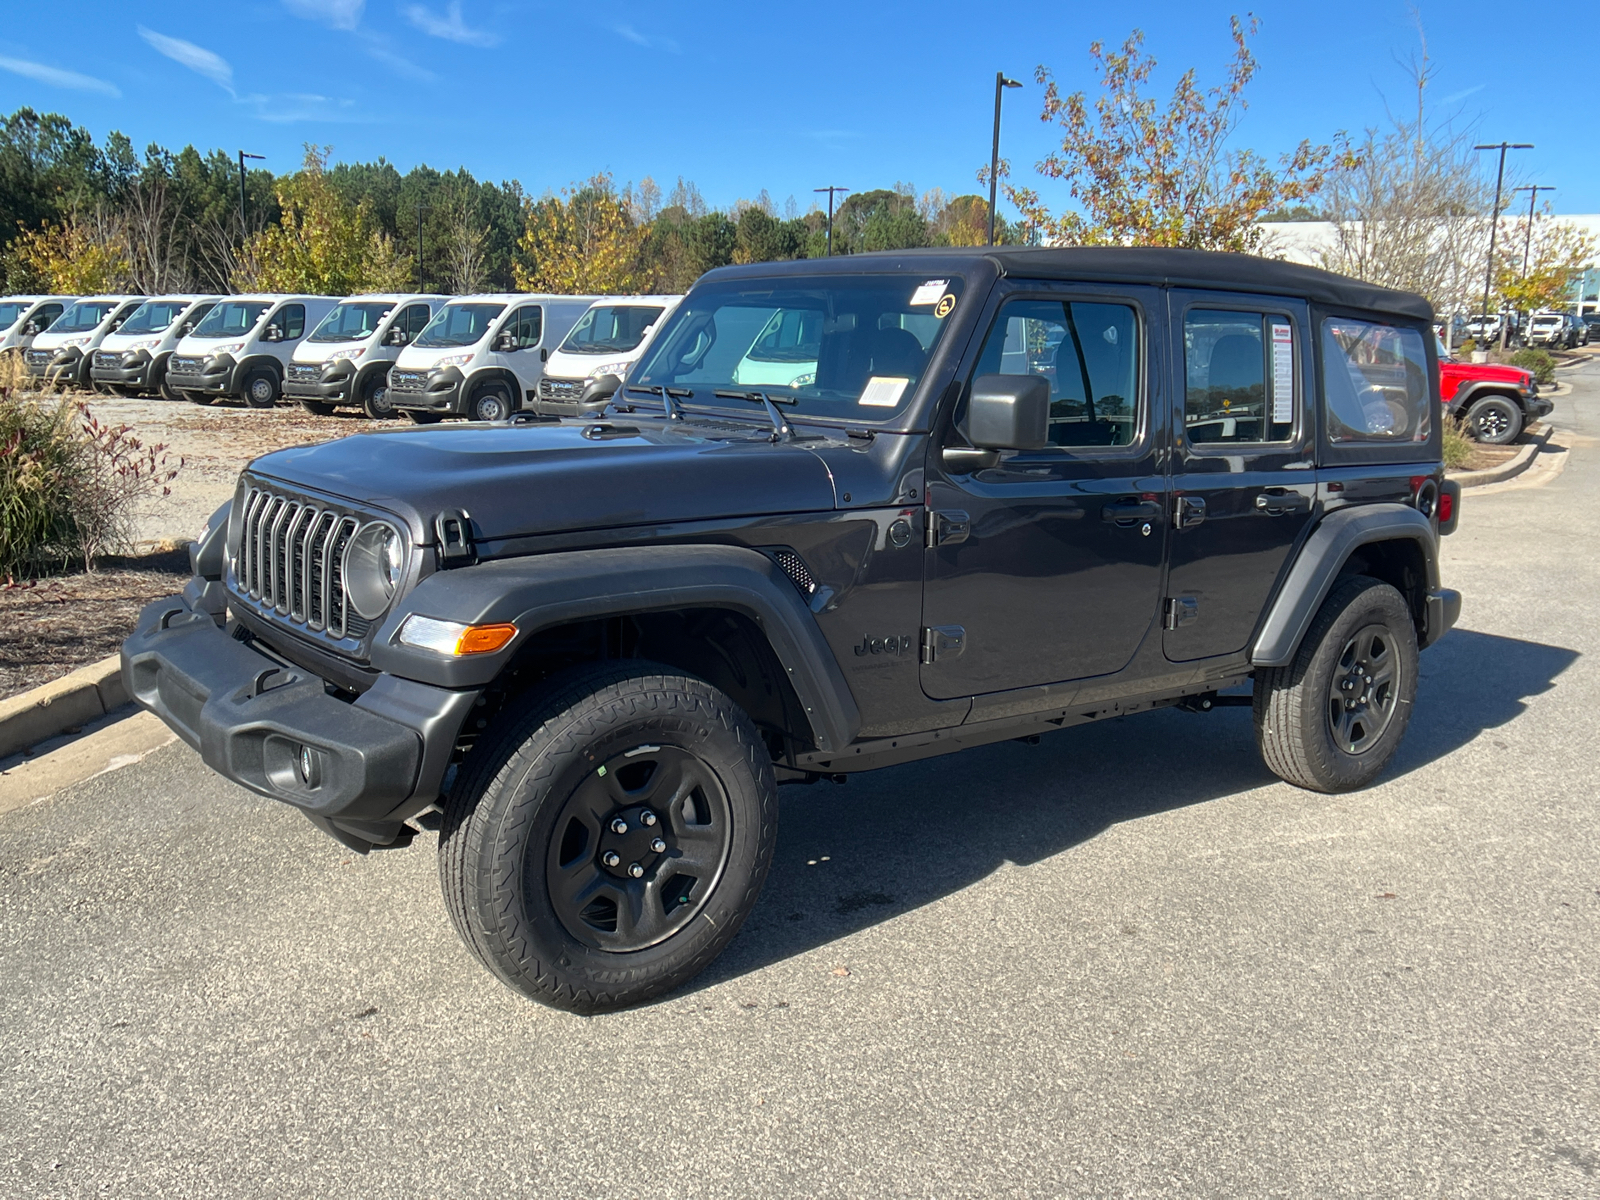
284 293 447 419
0 296 75 355
90 295 221 398
167 294 339 408
387 293 599 423
533 294 683 416
26 295 146 388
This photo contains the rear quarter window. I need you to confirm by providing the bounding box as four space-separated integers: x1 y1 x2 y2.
1320 317 1432 446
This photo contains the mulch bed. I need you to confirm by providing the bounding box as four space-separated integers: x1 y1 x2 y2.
0 549 191 702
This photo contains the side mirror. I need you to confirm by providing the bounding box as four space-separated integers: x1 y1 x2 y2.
968 374 1050 451
110 319 124 331
262 326 282 342
23 322 38 335
580 373 622 408
494 333 517 352
178 323 193 336
539 347 549 362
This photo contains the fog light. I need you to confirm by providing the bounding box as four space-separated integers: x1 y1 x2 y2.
397 614 517 656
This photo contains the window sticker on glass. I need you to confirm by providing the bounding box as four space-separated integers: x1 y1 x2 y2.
934 294 956 319
909 280 949 307
1271 322 1295 424
859 376 910 407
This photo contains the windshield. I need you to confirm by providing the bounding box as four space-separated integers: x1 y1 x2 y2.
631 276 964 419
117 300 189 335
0 302 27 329
415 303 505 348
559 305 667 355
50 301 118 333
309 301 394 343
192 301 271 338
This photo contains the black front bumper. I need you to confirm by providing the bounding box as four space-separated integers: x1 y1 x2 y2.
284 364 355 401
90 353 152 388
166 356 237 396
121 594 479 850
389 366 464 413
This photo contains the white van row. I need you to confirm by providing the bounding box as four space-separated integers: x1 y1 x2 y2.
0 290 684 422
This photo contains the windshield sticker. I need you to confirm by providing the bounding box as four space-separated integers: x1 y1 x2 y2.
1271 322 1294 423
909 280 949 307
859 376 910 407
934 294 956 319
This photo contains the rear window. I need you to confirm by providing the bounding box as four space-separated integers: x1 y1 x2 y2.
1321 317 1432 445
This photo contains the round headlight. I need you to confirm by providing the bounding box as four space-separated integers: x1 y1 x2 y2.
343 521 404 620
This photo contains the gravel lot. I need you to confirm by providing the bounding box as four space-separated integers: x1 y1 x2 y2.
1 365 1596 1197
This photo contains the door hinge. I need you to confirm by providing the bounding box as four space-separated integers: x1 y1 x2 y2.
925 509 971 548
920 625 967 664
1174 495 1206 529
1164 596 1199 630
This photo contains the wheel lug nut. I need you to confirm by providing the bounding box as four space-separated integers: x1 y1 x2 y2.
628 862 644 878
610 818 628 834
650 837 666 853
602 851 620 867
641 810 657 826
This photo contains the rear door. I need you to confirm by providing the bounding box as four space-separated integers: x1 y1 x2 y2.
920 282 1168 699
1163 291 1316 662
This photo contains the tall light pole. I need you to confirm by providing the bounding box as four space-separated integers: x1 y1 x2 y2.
1513 184 1555 276
813 186 848 256
1473 141 1532 350
989 72 1022 246
237 151 264 233
413 202 431 290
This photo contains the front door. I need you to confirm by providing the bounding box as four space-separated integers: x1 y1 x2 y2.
1164 291 1316 662
921 284 1168 700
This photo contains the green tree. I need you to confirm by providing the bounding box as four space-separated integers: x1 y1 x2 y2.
516 174 643 294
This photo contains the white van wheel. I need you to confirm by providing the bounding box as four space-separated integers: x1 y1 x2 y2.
471 384 513 423
243 369 279 409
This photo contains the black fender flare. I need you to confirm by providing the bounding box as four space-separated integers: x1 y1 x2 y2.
1448 380 1524 417
461 367 524 413
1251 503 1439 667
370 544 861 753
353 359 393 399
229 354 284 394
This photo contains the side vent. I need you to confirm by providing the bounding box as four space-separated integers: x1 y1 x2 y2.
770 549 816 596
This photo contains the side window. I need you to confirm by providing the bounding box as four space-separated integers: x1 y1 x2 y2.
971 298 1141 448
1321 317 1432 444
35 304 63 329
507 305 543 349
401 304 431 337
111 301 141 329
280 304 306 340
182 303 214 334
1183 309 1295 445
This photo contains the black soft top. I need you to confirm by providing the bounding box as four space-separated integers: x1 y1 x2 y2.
703 245 1434 323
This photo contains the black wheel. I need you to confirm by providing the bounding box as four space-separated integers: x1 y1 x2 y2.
185 390 215 406
361 370 396 420
469 383 513 422
156 363 180 401
1254 576 1419 793
404 409 442 424
438 662 778 1013
243 368 279 409
1466 395 1522 444
299 399 338 416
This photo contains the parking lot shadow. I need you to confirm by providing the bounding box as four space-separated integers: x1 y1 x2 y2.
685 628 1578 995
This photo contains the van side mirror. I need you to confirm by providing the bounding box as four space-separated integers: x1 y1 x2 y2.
580 373 622 408
540 347 549 362
23 322 39 335
494 333 517 352
968 374 1050 451
262 325 283 342
178 323 193 336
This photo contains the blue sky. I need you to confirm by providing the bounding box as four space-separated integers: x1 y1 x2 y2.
1 1 1594 214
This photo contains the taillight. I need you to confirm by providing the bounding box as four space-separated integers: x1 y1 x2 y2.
1438 490 1453 525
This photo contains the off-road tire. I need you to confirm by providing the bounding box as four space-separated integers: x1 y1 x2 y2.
438 662 778 1013
1465 395 1522 445
1254 576 1419 793
470 382 513 423
299 399 338 416
361 371 395 419
243 368 279 410
404 409 442 424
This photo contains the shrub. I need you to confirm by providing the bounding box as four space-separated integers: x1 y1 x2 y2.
1508 347 1555 385
0 389 181 580
1456 338 1476 356
1442 418 1473 470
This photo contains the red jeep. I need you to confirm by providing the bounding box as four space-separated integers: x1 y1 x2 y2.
1438 344 1549 445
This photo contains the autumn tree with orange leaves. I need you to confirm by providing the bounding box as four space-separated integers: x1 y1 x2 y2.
1005 16 1357 252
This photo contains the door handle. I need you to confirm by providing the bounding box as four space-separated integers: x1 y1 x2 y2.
1101 499 1163 526
1254 488 1311 516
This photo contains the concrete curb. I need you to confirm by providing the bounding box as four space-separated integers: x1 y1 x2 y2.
0 655 129 761
1448 425 1554 489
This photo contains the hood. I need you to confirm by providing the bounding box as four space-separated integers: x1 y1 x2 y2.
1441 359 1530 385
293 339 375 366
245 419 840 544
395 343 481 370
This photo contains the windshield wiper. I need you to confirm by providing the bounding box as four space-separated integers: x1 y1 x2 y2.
626 383 691 420
715 389 795 442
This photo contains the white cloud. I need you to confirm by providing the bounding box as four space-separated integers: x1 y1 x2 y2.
137 27 234 93
364 41 436 82
0 55 120 97
283 0 365 31
611 24 679 54
405 1 500 48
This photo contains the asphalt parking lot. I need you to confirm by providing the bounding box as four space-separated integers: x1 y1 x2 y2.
2 364 1598 1198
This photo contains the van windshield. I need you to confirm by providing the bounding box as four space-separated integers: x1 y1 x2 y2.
631 275 964 420
50 301 118 333
0 302 27 329
192 301 271 338
117 300 189 335
309 301 394 343
415 303 505 348
559 305 666 354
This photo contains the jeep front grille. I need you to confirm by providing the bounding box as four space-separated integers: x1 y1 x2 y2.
235 487 370 639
